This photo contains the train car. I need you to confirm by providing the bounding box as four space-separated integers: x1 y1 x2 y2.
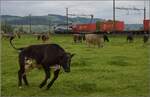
99 21 125 32
143 20 150 31
71 23 96 32
71 21 125 33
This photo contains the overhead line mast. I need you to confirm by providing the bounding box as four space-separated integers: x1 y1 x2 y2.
115 0 146 20
113 0 115 32
66 8 69 31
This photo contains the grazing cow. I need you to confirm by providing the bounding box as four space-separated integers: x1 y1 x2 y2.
2 33 14 39
73 34 85 43
32 33 41 40
36 34 49 42
85 34 104 48
41 34 49 43
2 33 20 39
10 37 75 90
127 33 133 43
143 33 149 43
14 32 21 39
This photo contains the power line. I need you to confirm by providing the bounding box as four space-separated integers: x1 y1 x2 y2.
115 4 146 20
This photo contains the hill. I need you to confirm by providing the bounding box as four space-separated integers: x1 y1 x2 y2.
1 14 143 31
1 14 104 25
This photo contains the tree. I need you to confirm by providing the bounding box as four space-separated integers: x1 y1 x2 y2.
1 21 14 33
18 25 24 33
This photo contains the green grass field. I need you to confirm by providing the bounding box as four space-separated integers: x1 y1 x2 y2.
1 34 150 96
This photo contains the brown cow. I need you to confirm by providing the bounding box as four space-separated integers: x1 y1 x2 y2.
35 33 50 43
85 34 104 48
2 32 21 39
73 34 82 43
41 34 49 43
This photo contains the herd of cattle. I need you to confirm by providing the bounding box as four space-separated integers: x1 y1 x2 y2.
73 34 105 48
1 33 50 43
1 32 150 48
73 33 149 47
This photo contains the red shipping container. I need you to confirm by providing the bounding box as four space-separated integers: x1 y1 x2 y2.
99 21 124 32
74 23 96 32
71 21 124 32
143 20 150 31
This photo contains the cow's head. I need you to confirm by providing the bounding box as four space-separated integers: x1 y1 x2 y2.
60 52 75 72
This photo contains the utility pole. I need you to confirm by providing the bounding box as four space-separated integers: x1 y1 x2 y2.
113 0 116 32
144 0 146 20
48 14 51 33
29 14 32 33
66 8 69 31
144 7 146 20
49 20 51 33
4 19 7 33
20 23 23 33
19 18 23 33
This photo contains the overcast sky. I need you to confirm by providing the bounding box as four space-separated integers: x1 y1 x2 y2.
1 0 150 24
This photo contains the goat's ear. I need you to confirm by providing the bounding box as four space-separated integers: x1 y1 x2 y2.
71 53 75 58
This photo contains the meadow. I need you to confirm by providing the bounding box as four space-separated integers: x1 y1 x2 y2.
1 34 150 96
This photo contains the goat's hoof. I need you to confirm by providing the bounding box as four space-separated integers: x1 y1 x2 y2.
25 83 29 86
25 84 29 87
19 86 22 89
46 84 52 90
39 84 43 88
46 87 50 90
39 85 43 88
46 88 49 90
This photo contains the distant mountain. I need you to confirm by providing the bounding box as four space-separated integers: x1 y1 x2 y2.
1 14 104 25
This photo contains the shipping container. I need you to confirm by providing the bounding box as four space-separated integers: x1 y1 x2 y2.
71 21 125 33
71 23 96 32
99 21 124 32
143 20 150 31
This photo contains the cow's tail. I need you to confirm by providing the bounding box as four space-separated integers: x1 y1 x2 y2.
10 36 24 52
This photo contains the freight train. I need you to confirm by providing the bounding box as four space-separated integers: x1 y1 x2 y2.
71 21 125 32
69 20 150 34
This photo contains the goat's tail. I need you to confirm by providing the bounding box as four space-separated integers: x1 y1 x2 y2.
9 36 24 52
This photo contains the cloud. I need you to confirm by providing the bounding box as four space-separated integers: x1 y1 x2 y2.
1 0 149 24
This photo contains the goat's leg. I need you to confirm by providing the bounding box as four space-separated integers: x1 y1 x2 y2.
23 75 29 85
46 69 60 90
39 67 50 88
18 69 25 88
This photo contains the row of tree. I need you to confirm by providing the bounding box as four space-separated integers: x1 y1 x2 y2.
1 22 23 33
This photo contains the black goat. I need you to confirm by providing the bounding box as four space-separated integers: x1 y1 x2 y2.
10 37 75 90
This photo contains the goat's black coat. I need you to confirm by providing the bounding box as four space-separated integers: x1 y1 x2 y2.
19 44 66 65
10 37 74 89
